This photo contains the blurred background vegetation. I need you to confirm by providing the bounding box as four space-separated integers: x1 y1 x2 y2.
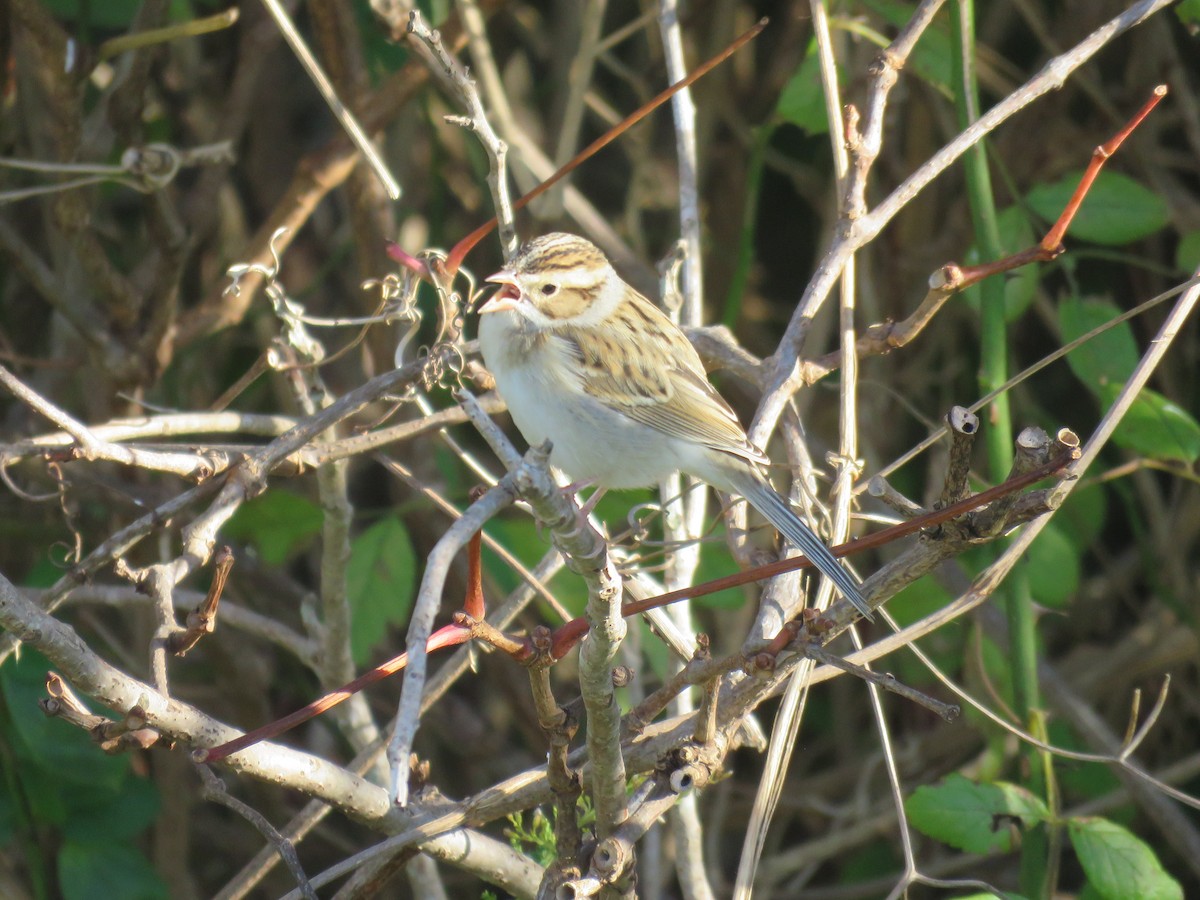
1 0 1198 897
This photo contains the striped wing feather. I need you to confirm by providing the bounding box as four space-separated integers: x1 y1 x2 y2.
562 291 767 467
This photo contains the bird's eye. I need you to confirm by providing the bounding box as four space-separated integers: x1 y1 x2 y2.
540 283 558 296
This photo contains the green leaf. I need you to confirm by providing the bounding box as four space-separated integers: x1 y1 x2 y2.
1059 296 1140 390
888 574 954 626
1101 383 1200 463
1055 482 1108 550
1176 0 1200 25
1048 721 1122 801
859 0 953 93
689 521 742 610
776 46 829 135
1026 171 1168 246
486 504 597 620
485 516 544 596
636 616 673 683
1024 523 1079 609
347 516 417 665
995 780 1053 823
886 575 963 682
839 838 901 884
1176 230 1200 274
906 773 1048 854
223 490 323 565
0 652 128 793
59 842 168 900
62 775 160 845
963 207 1040 322
1069 816 1183 900
0 790 15 844
41 0 144 28
354 1 411 82
8 756 70 828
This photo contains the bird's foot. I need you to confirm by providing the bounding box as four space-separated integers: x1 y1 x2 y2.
559 479 605 517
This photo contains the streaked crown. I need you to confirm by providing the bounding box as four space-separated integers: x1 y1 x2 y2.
508 233 614 319
512 233 609 275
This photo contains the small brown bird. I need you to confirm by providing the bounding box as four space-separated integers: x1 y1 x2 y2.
477 233 870 620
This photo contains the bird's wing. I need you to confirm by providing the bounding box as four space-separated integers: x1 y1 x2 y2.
558 293 768 467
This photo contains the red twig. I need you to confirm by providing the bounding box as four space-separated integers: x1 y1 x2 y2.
1040 84 1167 252
463 530 485 620
199 511 497 763
197 441 1077 760
950 85 1167 290
169 546 234 656
547 444 1078 658
386 19 767 282
439 18 768 277
194 622 471 763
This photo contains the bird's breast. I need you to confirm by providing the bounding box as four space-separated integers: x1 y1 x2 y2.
478 312 676 488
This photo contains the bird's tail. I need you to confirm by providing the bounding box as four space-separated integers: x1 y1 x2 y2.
732 472 874 621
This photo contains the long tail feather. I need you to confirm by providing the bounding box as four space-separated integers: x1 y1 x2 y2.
734 474 874 621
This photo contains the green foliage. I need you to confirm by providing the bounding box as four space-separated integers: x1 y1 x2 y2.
1054 482 1107 550
41 0 149 28
484 487 656 621
1024 523 1080 609
485 514 588 619
1060 297 1200 462
418 0 453 27
775 42 829 135
347 515 418 665
688 521 743 610
1176 230 1200 274
59 843 167 900
1069 817 1184 900
837 837 902 885
505 808 558 868
223 490 323 565
0 651 165 900
964 207 1040 322
777 0 956 136
1060 297 1140 389
859 0 954 93
1 659 129 797
906 773 1048 854
1100 383 1200 463
1175 0 1200 25
1026 171 1169 246
353 3 410 82
909 775 1185 897
634 616 673 685
40 0 210 29
1047 722 1121 802
885 574 964 682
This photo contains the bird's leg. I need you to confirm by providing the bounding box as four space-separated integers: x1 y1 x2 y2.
560 478 597 495
577 486 607 518
559 479 606 518
547 481 607 543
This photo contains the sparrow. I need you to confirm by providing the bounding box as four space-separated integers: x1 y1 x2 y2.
476 232 871 620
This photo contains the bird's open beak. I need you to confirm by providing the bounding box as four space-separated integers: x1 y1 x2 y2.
478 269 519 314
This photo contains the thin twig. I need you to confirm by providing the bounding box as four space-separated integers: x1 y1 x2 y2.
388 481 518 805
751 0 1174 446
196 764 319 900
259 0 400 198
